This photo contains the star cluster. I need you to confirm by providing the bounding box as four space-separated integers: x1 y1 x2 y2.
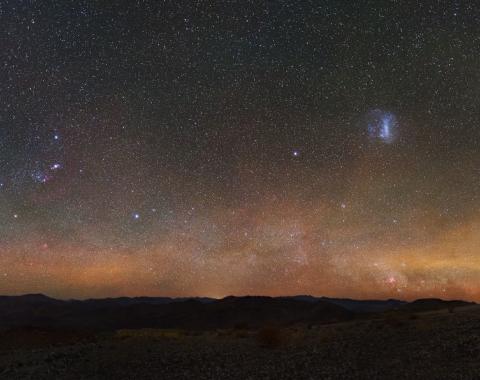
0 1 479 300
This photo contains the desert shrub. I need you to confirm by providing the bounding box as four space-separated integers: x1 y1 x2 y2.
256 326 285 349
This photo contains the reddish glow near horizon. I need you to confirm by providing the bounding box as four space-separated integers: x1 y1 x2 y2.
1 195 479 301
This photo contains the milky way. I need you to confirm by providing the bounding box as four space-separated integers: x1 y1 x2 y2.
0 1 479 300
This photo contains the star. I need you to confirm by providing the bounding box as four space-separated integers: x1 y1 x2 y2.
0 1 477 303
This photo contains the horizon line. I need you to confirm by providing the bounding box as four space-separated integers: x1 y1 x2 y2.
0 292 477 304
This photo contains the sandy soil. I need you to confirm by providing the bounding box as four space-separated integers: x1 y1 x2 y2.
0 306 479 380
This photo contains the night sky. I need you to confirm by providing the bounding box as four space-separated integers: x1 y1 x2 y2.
1 1 479 300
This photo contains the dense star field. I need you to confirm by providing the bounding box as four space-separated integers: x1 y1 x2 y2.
0 1 479 300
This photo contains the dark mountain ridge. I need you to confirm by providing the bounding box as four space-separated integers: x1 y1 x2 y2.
281 295 408 312
0 294 474 331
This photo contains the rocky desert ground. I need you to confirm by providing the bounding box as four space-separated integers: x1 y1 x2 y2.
0 304 478 380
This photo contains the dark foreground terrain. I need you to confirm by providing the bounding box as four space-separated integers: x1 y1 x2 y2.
0 303 478 379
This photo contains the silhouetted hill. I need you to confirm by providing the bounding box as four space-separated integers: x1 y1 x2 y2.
0 294 61 306
283 295 406 312
400 298 474 312
0 294 475 331
320 297 407 313
201 296 352 328
78 296 215 309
